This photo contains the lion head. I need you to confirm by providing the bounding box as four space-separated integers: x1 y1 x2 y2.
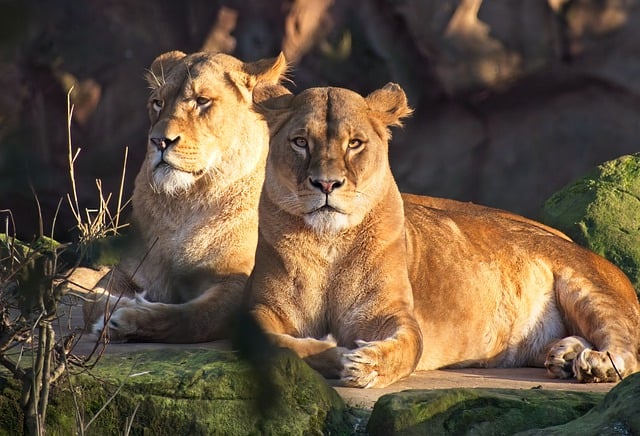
253 83 413 234
143 51 287 196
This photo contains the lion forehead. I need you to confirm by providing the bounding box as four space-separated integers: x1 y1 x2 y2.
156 54 238 97
289 88 378 140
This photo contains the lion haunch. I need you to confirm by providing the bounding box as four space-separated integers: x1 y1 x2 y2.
246 82 640 388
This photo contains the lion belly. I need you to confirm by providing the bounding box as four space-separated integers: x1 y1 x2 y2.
405 204 570 370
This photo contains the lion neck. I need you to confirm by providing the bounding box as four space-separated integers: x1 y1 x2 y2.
131 140 267 249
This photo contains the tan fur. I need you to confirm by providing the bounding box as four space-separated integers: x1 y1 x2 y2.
82 51 287 342
247 82 640 388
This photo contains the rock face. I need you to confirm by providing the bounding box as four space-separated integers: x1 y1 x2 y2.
0 348 349 435
366 388 604 435
4 1 640 240
542 153 640 294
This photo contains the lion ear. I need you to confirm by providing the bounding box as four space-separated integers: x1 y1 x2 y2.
146 50 187 89
365 82 413 128
245 52 289 87
228 53 289 102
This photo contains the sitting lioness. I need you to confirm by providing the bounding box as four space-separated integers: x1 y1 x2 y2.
246 82 640 388
83 51 287 342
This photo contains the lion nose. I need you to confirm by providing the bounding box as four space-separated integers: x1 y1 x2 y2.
150 136 180 151
309 178 344 194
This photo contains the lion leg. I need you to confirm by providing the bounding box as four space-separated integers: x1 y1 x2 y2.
267 333 348 378
251 306 348 378
551 265 640 382
97 279 244 343
341 323 422 389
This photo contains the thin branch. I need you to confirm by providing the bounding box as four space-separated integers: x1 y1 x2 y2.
124 403 140 436
115 147 129 232
67 87 81 219
606 351 623 381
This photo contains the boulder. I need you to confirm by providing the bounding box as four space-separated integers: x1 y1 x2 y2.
367 387 604 435
0 348 350 435
542 153 640 294
519 372 640 435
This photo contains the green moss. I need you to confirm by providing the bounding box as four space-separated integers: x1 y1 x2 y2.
0 377 23 435
1 348 349 435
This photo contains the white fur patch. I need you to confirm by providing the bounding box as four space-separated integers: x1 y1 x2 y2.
304 210 350 234
152 165 198 195
92 318 106 336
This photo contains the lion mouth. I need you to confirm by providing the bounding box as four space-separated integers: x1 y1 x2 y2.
154 161 204 176
308 204 344 214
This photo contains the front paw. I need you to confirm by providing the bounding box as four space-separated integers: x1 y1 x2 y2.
340 340 382 388
92 295 147 342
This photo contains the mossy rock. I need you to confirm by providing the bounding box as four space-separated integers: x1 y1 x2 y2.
519 371 640 435
366 387 604 435
0 348 350 435
542 153 640 295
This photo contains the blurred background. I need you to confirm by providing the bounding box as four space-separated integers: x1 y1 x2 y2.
1 0 639 242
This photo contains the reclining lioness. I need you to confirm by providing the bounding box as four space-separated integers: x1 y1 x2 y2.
246 82 640 388
83 51 287 342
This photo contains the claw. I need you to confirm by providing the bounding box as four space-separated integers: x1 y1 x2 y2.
343 350 375 365
354 339 373 347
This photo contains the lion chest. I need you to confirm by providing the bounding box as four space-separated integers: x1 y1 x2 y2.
274 239 373 341
132 194 256 298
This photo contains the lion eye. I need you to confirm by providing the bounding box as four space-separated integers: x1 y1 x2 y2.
292 137 308 148
152 99 164 113
348 139 364 149
196 96 211 107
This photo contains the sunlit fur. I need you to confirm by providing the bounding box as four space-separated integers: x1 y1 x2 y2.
82 50 288 343
247 82 640 389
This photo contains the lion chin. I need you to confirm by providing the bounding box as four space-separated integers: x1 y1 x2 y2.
151 163 201 196
304 208 350 234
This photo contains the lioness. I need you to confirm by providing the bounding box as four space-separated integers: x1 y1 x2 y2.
246 82 640 388
83 51 287 342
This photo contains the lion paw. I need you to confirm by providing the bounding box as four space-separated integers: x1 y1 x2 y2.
544 336 592 379
573 349 624 383
92 294 149 342
340 340 382 388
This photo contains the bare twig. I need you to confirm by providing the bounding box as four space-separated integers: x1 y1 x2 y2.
606 351 623 381
115 147 128 232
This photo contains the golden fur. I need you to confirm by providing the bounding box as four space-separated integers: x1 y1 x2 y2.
83 51 287 342
246 82 640 388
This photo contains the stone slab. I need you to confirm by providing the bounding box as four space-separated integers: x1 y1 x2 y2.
56 297 615 412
